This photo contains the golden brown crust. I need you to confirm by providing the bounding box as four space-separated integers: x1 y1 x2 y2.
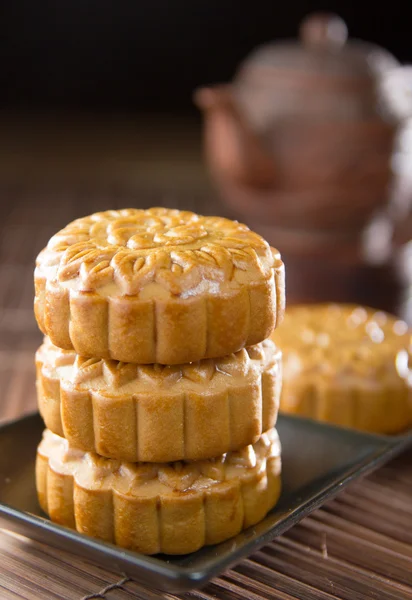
36 337 281 462
36 428 282 555
34 208 285 364
272 304 412 433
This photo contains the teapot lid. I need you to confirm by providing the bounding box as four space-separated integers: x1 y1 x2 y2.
238 13 399 84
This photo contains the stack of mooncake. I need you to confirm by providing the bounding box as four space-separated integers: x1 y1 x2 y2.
34 208 285 554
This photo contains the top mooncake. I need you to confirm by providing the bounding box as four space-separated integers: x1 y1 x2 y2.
34 208 285 364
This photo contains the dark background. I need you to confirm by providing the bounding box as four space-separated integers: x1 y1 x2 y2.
0 1 411 114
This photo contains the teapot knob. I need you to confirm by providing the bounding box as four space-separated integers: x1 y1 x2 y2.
300 12 348 49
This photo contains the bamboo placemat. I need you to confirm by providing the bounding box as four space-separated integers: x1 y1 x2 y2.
0 190 412 599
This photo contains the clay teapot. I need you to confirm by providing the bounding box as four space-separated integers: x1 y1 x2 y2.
195 13 412 231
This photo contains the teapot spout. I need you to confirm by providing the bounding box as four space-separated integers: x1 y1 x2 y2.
194 84 276 188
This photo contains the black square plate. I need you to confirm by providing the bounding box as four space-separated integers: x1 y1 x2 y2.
0 413 411 593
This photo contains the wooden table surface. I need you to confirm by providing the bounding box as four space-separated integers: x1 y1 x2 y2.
0 118 411 598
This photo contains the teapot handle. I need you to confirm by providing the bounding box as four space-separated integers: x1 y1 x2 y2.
194 84 277 188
